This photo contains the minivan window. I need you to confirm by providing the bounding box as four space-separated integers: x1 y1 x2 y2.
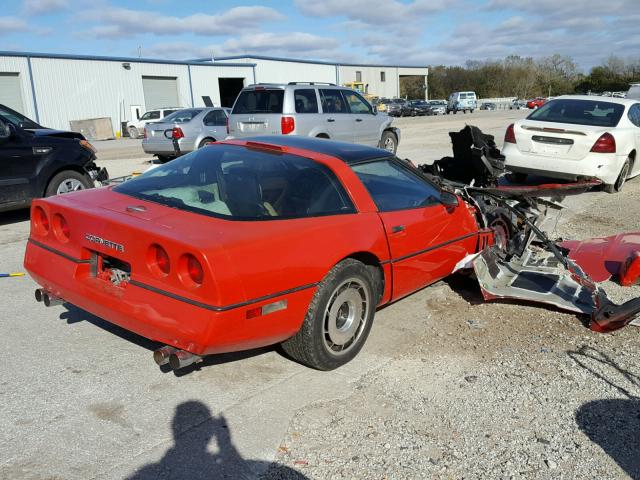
528 99 624 127
459 93 468 99
320 89 348 114
233 90 284 114
294 89 319 113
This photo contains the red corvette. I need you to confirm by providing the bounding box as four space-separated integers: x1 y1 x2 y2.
526 97 546 109
24 136 495 370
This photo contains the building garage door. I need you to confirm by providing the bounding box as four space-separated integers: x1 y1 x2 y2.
142 76 179 110
0 73 25 114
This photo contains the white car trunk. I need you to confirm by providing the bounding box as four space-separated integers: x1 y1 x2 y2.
514 121 608 160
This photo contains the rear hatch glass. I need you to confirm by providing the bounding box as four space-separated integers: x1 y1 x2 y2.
232 90 284 114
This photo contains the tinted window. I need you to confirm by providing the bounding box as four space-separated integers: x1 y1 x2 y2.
232 90 284 114
628 104 640 127
203 109 227 126
459 93 468 99
113 145 355 220
343 91 371 114
320 89 348 114
528 99 624 127
162 109 178 117
294 89 319 113
352 160 441 212
163 109 203 123
0 104 39 128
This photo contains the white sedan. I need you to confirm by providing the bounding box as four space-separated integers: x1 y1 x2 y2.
503 95 640 192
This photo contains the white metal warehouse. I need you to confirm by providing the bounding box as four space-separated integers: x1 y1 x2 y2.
0 51 427 136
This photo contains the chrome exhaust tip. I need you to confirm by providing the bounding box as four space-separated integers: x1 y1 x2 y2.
168 350 201 370
153 346 178 366
43 292 63 307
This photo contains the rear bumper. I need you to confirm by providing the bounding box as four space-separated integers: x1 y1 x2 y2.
503 144 625 185
142 138 196 155
24 240 314 356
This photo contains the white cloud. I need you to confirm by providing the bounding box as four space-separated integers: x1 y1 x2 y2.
23 0 69 15
85 5 285 38
0 17 29 34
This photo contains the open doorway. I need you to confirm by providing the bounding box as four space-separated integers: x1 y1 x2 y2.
399 75 427 100
218 78 245 108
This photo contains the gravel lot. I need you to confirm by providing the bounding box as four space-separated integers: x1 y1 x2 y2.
1 110 639 480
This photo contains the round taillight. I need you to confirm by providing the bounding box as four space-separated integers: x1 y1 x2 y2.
32 206 49 236
179 253 204 287
52 213 70 242
147 244 170 277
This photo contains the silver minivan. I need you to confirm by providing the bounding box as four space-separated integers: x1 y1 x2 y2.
227 83 400 153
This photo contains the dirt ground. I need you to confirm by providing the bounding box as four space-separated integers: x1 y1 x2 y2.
1 110 639 480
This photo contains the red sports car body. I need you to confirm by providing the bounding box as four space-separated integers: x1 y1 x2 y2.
526 97 546 109
25 137 491 370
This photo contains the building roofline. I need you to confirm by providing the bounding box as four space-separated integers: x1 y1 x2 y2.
0 50 255 68
200 54 427 70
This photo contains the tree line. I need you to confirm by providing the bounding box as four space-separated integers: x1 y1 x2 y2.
400 54 640 100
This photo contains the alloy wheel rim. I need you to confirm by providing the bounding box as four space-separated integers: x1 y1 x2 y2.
56 179 85 194
383 137 395 152
322 278 370 356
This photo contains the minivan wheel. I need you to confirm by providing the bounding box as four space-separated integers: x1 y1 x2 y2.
604 159 631 193
128 126 139 138
46 170 93 196
380 131 398 154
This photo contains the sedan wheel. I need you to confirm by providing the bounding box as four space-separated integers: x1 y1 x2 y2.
605 159 631 193
281 259 377 370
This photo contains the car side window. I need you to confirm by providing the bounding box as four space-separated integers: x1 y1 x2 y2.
343 91 371 114
203 110 227 126
163 109 178 117
320 89 348 114
352 160 441 212
628 104 640 127
294 89 319 113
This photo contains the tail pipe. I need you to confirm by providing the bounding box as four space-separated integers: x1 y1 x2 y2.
35 288 63 307
153 346 202 370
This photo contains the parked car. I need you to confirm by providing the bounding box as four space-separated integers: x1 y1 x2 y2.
25 135 489 371
447 91 477 114
480 102 497 110
126 107 181 138
385 99 411 117
142 107 230 161
503 95 640 193
228 83 400 153
526 97 546 109
510 100 528 110
407 100 432 116
427 100 447 115
628 83 640 100
0 104 106 212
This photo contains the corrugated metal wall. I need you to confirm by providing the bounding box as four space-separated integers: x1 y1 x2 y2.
0 56 36 119
251 59 337 85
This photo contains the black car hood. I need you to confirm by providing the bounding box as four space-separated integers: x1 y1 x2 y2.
26 128 85 140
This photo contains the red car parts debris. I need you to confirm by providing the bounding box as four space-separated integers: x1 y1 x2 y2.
24 130 640 372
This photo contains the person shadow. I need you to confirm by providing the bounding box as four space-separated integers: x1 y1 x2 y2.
126 401 309 480
570 346 640 479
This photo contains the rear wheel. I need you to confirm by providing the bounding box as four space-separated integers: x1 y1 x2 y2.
198 137 215 148
380 131 398 154
281 259 376 370
45 170 93 196
604 158 631 193
128 126 139 138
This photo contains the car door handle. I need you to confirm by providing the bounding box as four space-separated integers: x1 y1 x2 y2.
327 118 335 122
391 225 405 233
355 118 363 122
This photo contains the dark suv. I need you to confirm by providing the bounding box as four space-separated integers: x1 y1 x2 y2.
0 104 107 212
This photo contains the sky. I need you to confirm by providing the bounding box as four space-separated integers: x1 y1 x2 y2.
1 0 639 71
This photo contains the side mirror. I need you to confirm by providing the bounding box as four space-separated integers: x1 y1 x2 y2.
372 105 377 114
440 190 459 207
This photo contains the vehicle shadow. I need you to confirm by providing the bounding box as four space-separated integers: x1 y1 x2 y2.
59 304 276 374
569 345 640 479
125 401 309 480
0 208 30 226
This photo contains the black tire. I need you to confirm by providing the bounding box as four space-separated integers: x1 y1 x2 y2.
453 110 457 114
470 109 474 113
198 137 215 149
380 131 398 154
604 159 631 193
128 126 139 138
281 259 377 370
45 170 93 197
156 155 172 163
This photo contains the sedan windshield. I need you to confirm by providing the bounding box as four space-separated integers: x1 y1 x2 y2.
527 99 624 127
113 144 355 220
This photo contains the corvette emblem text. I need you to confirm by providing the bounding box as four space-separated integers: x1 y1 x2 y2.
85 234 125 253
